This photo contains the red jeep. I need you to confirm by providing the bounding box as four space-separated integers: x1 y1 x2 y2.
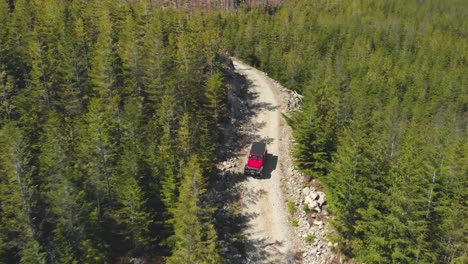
244 142 267 177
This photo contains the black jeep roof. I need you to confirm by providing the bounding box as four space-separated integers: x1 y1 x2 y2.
250 142 266 155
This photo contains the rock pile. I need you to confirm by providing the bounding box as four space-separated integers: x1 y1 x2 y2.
265 77 304 113
287 173 335 264
303 187 326 213
285 90 304 112
219 157 237 173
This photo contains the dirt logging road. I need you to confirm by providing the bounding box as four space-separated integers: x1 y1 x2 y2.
231 58 302 263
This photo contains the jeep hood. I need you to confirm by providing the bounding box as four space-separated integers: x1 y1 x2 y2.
246 159 263 170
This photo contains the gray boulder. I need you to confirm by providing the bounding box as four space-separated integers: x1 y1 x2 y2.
317 191 326 207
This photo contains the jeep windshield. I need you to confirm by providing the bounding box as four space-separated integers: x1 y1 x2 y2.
249 155 262 160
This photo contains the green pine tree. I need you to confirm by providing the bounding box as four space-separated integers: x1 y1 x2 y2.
166 155 221 264
0 125 45 264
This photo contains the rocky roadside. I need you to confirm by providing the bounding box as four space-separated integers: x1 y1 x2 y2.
274 80 340 264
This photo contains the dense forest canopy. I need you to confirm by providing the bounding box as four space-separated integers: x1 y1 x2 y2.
0 0 466 263
0 0 225 262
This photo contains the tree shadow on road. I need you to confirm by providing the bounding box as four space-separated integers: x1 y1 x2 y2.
213 170 301 264
219 71 278 162
248 89 280 112
243 238 302 264
244 238 284 263
212 171 259 263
